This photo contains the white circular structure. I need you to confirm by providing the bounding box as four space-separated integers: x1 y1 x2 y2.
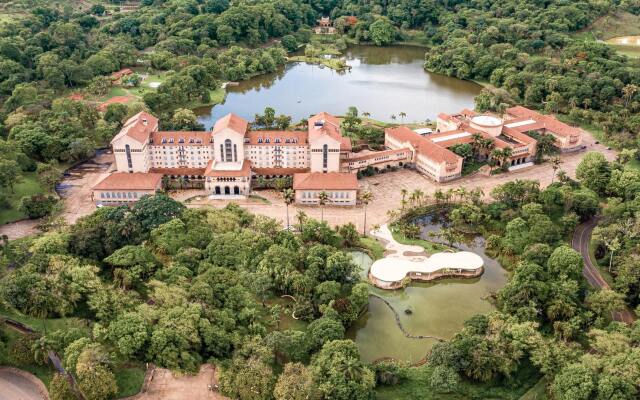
369 252 484 282
368 224 485 289
470 115 503 137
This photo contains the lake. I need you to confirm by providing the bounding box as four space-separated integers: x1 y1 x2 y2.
347 213 507 363
196 45 482 127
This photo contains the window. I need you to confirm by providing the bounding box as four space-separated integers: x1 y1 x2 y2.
233 144 238 162
322 144 328 169
125 144 133 169
220 144 224 160
225 139 233 162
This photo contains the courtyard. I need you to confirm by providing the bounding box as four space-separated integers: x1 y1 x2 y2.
181 134 615 232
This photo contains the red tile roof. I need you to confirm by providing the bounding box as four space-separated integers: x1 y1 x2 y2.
308 112 344 143
245 130 308 145
348 148 410 162
93 172 163 191
505 106 581 138
149 167 206 176
151 131 212 145
293 172 358 191
213 113 249 135
112 111 158 144
253 167 309 176
204 160 252 177
386 126 461 164
110 68 134 81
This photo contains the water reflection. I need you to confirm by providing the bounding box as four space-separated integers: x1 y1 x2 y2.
196 45 482 126
347 214 507 363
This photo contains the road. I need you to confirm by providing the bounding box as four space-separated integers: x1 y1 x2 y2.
572 219 636 324
0 368 48 400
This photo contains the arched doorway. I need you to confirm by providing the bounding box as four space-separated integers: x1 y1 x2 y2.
233 186 240 195
215 186 221 195
224 186 230 195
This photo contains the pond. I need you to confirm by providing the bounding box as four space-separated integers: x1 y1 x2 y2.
196 45 482 126
347 214 507 363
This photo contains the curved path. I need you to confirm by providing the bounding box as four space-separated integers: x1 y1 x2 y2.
572 219 635 324
0 367 48 400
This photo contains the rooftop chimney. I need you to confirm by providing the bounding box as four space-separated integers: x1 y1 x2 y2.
142 118 148 126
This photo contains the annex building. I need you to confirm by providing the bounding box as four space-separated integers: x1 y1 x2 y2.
385 106 583 182
93 106 583 206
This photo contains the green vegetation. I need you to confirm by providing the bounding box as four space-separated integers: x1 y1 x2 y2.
376 363 540 400
0 172 45 224
114 365 145 398
579 11 640 40
0 197 375 400
358 236 385 260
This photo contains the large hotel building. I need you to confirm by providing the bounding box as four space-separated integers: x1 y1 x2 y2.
93 106 583 206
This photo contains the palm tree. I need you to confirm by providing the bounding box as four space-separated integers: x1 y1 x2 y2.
470 133 483 158
318 191 329 222
500 147 513 169
411 189 424 205
390 114 397 122
434 189 444 204
550 156 563 183
400 188 408 206
362 111 371 118
359 190 373 235
177 176 186 190
295 210 307 226
282 188 295 229
399 112 407 123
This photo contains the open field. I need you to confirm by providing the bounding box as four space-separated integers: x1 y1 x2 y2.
0 172 45 225
577 11 640 40
576 11 640 58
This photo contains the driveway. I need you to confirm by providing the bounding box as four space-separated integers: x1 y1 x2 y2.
572 219 636 324
0 367 48 400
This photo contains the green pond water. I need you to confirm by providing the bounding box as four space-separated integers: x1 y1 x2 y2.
347 215 507 363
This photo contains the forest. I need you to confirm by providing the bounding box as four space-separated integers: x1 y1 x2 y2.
2 152 640 400
1 0 640 399
2 0 640 220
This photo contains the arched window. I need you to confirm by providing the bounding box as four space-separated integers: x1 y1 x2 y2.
225 139 233 162
322 144 328 169
125 144 133 170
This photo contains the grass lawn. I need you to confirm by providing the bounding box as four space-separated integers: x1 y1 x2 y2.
625 159 640 172
359 236 386 260
578 11 640 40
288 55 348 71
462 160 487 176
0 172 45 225
0 305 87 334
391 230 452 254
114 364 146 398
376 363 541 400
519 377 548 400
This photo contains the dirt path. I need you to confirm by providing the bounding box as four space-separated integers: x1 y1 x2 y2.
0 367 48 400
126 364 229 400
0 150 114 241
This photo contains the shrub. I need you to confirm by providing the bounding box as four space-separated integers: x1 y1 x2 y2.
20 195 58 219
